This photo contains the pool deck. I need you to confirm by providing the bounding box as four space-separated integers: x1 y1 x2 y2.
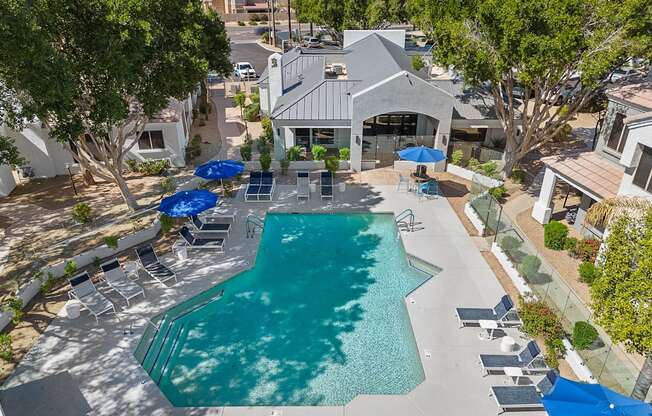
3 184 547 416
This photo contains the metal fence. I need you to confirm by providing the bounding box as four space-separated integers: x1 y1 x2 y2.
361 135 436 167
448 141 504 164
467 180 648 400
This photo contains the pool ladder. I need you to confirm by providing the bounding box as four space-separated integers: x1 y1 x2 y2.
395 209 415 232
246 214 264 238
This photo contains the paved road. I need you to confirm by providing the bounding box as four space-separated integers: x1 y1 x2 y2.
229 42 273 77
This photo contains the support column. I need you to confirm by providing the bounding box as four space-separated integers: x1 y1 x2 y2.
532 167 557 224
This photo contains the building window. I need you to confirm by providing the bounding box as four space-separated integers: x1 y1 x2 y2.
312 128 335 145
295 128 310 149
451 128 487 142
362 114 418 136
633 145 652 192
606 112 627 153
138 130 165 150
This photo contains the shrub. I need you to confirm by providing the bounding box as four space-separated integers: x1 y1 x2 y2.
311 145 327 161
544 221 568 250
574 238 601 263
139 159 170 176
467 158 480 171
280 159 290 175
259 13 268 21
259 153 272 171
159 177 176 195
518 255 541 279
261 117 273 141
488 184 507 200
451 149 463 166
71 202 92 224
572 321 598 350
339 147 350 160
63 260 77 279
578 261 598 285
479 161 498 177
500 235 522 252
240 143 252 161
544 337 567 369
244 103 259 121
0 335 13 361
411 55 425 71
519 299 565 341
159 213 174 234
510 168 527 184
256 137 271 155
237 20 245 26
325 156 339 174
261 32 270 42
92 256 102 268
125 159 140 172
563 236 577 252
185 134 201 161
287 145 302 161
40 271 56 295
249 13 261 22
104 235 119 249
4 297 23 324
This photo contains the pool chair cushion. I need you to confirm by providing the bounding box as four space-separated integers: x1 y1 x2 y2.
69 272 96 298
191 216 230 232
491 385 542 407
246 185 261 195
493 295 514 318
249 171 262 185
180 226 224 247
136 244 159 267
321 186 333 196
261 172 274 185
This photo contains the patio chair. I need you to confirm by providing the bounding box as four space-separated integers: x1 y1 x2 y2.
396 174 411 192
188 215 231 235
320 171 333 200
68 272 116 323
297 171 310 200
99 259 145 306
479 341 548 375
490 370 557 414
417 179 440 199
179 226 225 252
455 294 521 328
136 244 178 285
245 171 275 201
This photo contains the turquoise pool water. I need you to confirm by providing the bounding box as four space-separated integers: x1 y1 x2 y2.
137 213 432 407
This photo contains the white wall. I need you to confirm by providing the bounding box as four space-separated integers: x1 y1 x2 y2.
617 118 652 198
0 165 16 197
343 30 406 49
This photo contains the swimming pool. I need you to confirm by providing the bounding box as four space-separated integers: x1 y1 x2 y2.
135 213 436 407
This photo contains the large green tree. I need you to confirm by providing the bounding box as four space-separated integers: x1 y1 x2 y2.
0 0 230 210
0 136 24 168
591 209 652 400
409 0 651 175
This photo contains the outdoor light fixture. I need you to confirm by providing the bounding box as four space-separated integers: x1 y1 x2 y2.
356 135 361 145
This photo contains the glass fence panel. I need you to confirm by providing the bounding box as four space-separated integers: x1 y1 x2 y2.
601 345 643 397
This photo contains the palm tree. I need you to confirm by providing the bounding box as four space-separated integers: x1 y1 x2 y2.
233 91 249 140
584 196 651 227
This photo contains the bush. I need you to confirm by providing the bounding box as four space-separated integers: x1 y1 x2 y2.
519 299 565 341
544 337 566 369
125 159 140 172
311 145 327 161
544 221 568 250
244 103 259 121
71 202 92 224
159 177 176 195
564 236 577 252
4 297 23 324
261 117 273 141
510 168 527 184
104 235 119 249
488 184 507 200
478 161 498 177
40 271 56 295
553 123 573 142
339 147 350 160
572 321 598 350
500 235 522 252
249 13 261 22
237 20 245 26
519 255 541 279
325 156 339 174
574 238 601 263
159 213 174 234
411 55 425 71
248 21 258 26
0 334 13 361
451 149 463 166
578 261 598 285
467 158 480 171
280 159 289 175
256 137 271 155
63 260 77 279
240 143 252 161
287 145 302 161
259 153 272 171
139 159 170 176
185 134 201 161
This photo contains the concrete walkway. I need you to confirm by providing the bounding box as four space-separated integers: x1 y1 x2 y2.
4 184 546 416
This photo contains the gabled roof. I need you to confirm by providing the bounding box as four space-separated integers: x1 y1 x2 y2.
272 79 360 120
431 80 500 120
607 80 652 111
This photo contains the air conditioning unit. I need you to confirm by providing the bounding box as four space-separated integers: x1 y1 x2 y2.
332 64 344 75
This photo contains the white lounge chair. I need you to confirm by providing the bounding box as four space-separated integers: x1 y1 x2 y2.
456 295 521 327
100 259 145 306
179 226 225 252
297 171 310 200
480 341 548 375
188 215 232 235
490 370 557 414
245 171 275 201
320 171 333 200
68 272 116 323
136 244 177 284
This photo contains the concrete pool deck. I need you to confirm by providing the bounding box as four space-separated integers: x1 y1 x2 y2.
3 184 547 416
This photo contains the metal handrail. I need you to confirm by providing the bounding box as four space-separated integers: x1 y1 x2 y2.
395 209 415 231
246 214 264 238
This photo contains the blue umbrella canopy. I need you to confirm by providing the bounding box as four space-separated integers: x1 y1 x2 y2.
398 146 447 163
194 160 245 180
542 376 652 416
159 190 218 218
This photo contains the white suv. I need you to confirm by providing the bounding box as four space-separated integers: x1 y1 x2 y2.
233 62 257 80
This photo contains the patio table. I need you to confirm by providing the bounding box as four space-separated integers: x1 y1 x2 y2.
479 319 499 340
503 366 524 385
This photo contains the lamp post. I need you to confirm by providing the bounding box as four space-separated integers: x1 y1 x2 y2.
66 163 79 196
287 0 292 44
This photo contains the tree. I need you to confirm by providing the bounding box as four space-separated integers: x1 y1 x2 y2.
234 92 249 139
0 136 25 168
0 0 231 210
409 0 652 175
591 209 652 400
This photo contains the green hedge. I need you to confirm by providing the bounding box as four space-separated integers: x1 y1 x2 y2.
544 221 568 250
572 321 598 350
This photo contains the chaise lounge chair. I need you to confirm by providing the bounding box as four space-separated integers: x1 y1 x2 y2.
99 259 145 306
480 340 548 375
136 244 178 285
456 294 521 328
320 171 333 200
490 370 557 414
297 171 310 200
245 171 275 201
188 215 231 235
179 226 225 252
68 272 116 323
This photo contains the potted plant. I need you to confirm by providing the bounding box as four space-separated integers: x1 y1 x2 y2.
325 156 343 191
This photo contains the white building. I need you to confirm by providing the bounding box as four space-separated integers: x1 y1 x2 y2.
532 79 652 236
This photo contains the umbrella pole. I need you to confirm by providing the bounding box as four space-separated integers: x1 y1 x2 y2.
221 178 224 197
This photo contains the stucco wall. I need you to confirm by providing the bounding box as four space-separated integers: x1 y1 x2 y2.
617 119 652 198
131 121 187 167
594 100 644 164
0 165 16 197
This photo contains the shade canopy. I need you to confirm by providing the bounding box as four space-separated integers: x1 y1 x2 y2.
194 160 245 180
542 376 652 416
159 190 218 217
398 146 446 163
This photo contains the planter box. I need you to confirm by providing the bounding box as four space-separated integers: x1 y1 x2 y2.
244 160 350 172
464 202 486 235
490 242 534 299
446 164 503 188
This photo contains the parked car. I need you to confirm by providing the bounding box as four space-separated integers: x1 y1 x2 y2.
548 76 581 105
233 62 257 80
608 67 640 83
303 37 321 48
207 71 221 84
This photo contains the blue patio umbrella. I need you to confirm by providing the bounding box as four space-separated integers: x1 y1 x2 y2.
398 146 447 164
194 159 245 195
542 376 652 416
159 190 218 218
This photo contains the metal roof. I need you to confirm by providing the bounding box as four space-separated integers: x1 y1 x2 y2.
272 79 360 120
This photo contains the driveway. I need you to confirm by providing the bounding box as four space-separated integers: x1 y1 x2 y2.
229 42 273 78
